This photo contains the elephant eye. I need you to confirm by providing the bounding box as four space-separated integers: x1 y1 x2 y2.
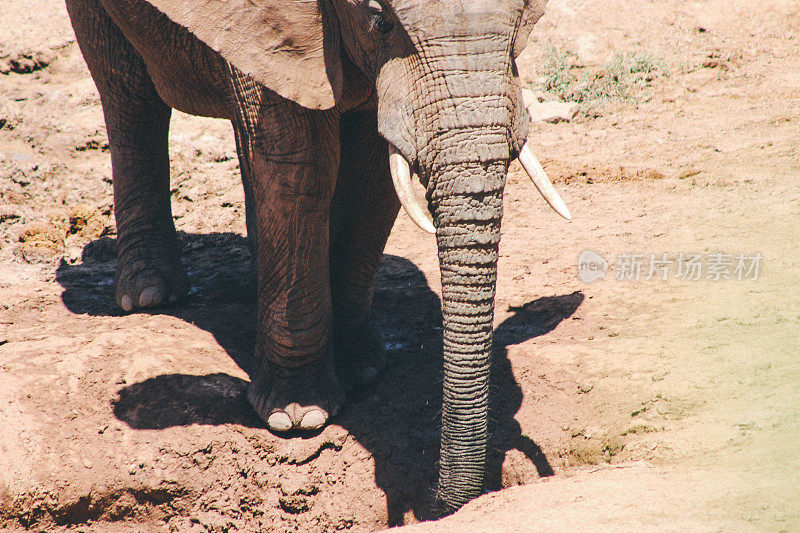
367 0 394 34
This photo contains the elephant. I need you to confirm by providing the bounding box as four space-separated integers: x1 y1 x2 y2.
65 0 570 509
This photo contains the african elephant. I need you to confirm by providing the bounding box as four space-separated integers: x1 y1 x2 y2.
65 0 570 509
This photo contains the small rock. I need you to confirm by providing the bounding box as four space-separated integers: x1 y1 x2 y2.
520 87 546 109
82 457 93 469
528 101 579 124
0 51 53 74
335 518 355 530
68 203 103 236
279 495 311 514
17 219 67 255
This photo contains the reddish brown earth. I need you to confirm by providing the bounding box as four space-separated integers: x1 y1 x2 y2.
1 0 799 531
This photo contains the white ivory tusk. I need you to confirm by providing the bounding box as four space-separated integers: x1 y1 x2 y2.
388 147 436 234
518 143 572 220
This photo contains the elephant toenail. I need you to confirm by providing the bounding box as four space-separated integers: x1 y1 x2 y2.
120 294 133 312
267 412 293 432
299 409 327 430
138 286 161 307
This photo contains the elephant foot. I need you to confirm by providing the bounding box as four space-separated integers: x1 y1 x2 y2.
115 243 188 312
332 319 387 392
248 359 344 432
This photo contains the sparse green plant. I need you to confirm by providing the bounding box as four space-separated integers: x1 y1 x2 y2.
541 48 576 98
621 424 658 436
536 48 666 107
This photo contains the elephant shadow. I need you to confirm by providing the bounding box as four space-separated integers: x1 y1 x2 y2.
56 232 583 525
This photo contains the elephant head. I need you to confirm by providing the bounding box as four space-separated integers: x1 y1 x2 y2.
353 0 571 510
140 0 569 510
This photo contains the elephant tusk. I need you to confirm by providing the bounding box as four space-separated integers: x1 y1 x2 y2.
388 147 436 234
518 143 572 220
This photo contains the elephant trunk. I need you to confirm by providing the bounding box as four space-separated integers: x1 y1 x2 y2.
431 158 505 509
377 23 523 509
407 33 516 510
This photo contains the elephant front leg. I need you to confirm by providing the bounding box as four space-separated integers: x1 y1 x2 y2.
108 108 189 312
232 88 344 432
329 111 401 391
67 0 188 312
248 198 344 432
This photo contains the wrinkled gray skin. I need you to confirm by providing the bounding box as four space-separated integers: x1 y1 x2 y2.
65 0 547 509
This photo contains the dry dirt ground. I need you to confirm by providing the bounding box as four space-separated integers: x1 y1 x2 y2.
1 0 799 531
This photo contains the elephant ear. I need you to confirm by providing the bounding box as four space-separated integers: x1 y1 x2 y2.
144 0 342 109
513 0 547 58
